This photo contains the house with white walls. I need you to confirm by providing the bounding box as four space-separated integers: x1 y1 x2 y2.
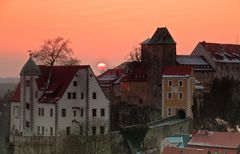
10 55 110 136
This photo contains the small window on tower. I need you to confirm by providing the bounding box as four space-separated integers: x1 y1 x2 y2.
73 81 78 87
92 92 97 99
80 108 84 117
26 103 30 110
26 121 30 128
168 80 173 87
25 80 31 87
81 92 84 99
92 109 97 117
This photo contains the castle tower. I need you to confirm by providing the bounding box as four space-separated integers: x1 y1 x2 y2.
19 55 41 135
141 28 177 112
141 27 176 67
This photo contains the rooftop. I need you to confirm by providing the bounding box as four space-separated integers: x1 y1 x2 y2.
147 27 176 45
199 42 240 63
162 66 192 77
188 130 240 149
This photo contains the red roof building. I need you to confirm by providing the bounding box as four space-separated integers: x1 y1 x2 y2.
10 56 110 137
188 130 240 154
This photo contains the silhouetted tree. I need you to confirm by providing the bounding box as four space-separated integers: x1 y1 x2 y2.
32 36 80 66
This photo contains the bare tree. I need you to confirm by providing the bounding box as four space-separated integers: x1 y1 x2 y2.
126 47 141 62
32 36 80 66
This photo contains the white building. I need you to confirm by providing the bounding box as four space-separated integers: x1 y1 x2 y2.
10 56 110 136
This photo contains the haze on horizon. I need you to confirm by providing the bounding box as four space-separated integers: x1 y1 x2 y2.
0 0 239 77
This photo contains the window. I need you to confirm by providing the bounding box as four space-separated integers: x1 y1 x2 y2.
178 80 183 87
101 108 105 117
178 92 183 100
167 92 172 99
80 126 83 135
100 126 105 135
167 108 172 116
67 92 72 99
74 110 76 117
73 81 78 87
25 80 30 87
26 121 30 128
72 92 77 99
38 108 44 116
41 108 44 116
50 127 53 136
26 103 30 110
37 126 40 135
139 98 143 104
66 127 71 135
35 92 38 98
62 109 66 117
81 92 84 99
92 92 97 99
80 109 83 117
92 109 97 117
92 126 96 135
50 109 53 117
168 80 173 87
42 126 44 135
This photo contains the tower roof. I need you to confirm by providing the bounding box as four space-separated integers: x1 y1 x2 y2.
148 27 176 44
20 56 41 76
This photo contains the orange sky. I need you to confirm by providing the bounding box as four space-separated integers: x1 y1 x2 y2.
0 0 239 77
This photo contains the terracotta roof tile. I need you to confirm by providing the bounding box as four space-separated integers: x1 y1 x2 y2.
163 66 192 76
188 130 240 149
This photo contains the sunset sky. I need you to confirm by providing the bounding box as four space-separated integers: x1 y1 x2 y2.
0 0 240 77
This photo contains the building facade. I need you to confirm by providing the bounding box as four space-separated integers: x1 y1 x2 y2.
162 66 195 119
191 41 240 80
10 56 110 136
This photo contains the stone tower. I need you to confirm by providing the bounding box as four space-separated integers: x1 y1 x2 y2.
19 55 41 135
141 27 176 112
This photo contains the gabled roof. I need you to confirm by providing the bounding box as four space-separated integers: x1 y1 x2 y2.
20 56 41 76
148 27 176 44
162 66 192 77
199 42 240 63
97 69 125 87
162 147 208 154
11 65 89 103
188 130 240 149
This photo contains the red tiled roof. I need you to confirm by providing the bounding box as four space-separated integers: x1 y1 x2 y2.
163 66 192 76
188 130 240 149
162 147 208 154
121 63 147 82
11 83 20 102
11 65 89 104
97 69 124 80
200 42 240 62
